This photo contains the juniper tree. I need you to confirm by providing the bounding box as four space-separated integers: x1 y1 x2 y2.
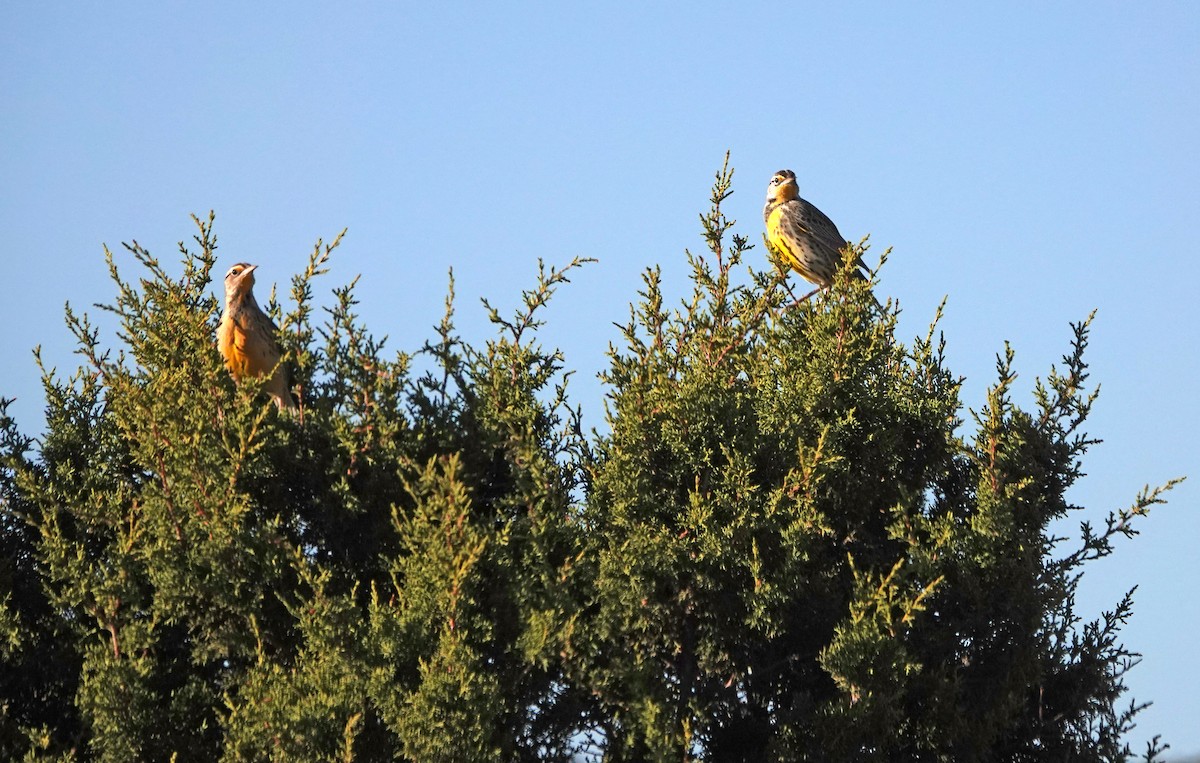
572 159 1176 762
0 216 590 761
0 162 1179 762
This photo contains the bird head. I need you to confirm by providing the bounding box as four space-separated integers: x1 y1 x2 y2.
223 263 258 301
766 169 800 204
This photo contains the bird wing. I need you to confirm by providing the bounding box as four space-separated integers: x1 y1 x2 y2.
796 198 871 278
253 306 297 406
795 197 848 253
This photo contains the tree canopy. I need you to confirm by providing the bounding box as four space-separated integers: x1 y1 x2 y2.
0 161 1179 762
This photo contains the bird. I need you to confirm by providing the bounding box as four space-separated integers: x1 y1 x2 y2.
217 262 297 411
763 169 867 293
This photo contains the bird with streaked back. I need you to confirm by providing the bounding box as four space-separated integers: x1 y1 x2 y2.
763 169 868 291
217 262 297 411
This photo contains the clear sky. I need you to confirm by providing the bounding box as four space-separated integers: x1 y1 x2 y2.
3 2 1197 756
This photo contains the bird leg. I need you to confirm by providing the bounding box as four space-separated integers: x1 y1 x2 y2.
784 282 822 308
772 260 820 308
775 270 802 306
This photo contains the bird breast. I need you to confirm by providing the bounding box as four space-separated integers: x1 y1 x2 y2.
218 307 279 379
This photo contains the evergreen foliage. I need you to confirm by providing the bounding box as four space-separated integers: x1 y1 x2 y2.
0 162 1180 761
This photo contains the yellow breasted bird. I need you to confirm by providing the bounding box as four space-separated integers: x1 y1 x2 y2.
217 263 297 411
763 169 867 290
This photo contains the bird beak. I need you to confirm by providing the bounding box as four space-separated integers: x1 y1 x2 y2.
244 264 258 275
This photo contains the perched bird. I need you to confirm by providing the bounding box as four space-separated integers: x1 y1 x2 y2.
763 169 867 291
217 263 297 411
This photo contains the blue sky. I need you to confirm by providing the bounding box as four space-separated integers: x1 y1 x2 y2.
3 2 1197 756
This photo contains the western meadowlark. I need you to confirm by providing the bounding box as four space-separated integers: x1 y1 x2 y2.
763 169 867 293
217 262 297 411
